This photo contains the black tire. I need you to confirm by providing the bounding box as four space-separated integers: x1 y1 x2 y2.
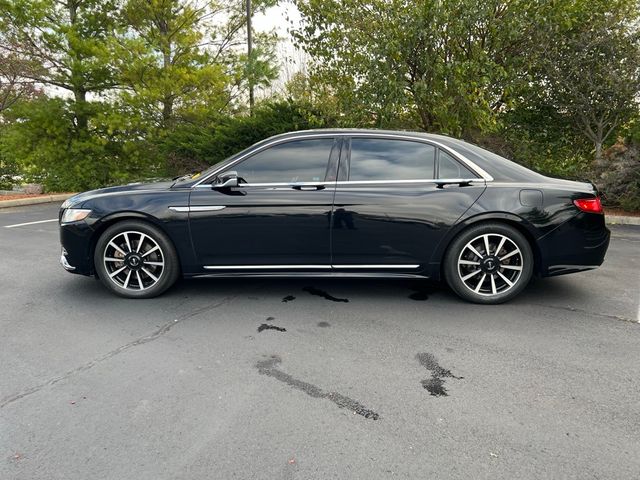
444 222 533 304
93 220 180 299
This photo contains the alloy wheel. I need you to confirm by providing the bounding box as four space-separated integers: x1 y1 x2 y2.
457 233 523 297
102 230 165 291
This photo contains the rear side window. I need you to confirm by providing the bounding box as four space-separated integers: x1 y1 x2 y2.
348 138 435 181
438 150 476 179
233 138 335 184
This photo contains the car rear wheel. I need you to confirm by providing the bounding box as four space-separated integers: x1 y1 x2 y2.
94 220 180 298
444 223 533 304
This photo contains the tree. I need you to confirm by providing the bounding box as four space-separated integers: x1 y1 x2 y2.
0 0 120 131
117 0 278 128
535 1 640 165
293 0 549 136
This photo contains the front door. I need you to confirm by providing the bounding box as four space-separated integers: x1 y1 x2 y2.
189 137 340 269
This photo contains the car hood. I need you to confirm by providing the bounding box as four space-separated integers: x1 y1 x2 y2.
62 180 175 208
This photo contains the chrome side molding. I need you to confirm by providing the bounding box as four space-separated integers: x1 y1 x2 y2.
169 206 226 212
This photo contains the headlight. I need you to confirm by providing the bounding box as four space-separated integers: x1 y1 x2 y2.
61 208 92 224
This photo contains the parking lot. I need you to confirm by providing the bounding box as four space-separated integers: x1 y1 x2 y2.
1 202 639 479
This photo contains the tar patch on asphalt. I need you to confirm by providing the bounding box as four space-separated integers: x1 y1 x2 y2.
257 317 287 333
281 295 296 303
317 321 330 328
303 286 349 303
416 352 463 396
256 355 379 420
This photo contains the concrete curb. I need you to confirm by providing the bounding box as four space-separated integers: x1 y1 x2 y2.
0 193 75 209
606 215 640 226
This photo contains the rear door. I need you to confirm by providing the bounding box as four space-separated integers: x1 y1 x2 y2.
330 136 486 273
189 137 340 269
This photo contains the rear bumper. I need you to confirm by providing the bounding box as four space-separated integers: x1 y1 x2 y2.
538 212 610 277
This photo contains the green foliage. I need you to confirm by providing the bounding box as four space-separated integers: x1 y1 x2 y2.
161 99 331 175
0 97 160 191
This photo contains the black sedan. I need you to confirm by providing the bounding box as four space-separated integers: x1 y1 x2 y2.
59 129 610 303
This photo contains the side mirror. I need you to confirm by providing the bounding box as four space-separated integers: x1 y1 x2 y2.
213 171 239 189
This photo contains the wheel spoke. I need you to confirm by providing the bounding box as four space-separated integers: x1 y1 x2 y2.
108 241 126 256
136 271 144 290
495 236 507 256
108 266 127 278
490 274 497 295
499 249 519 261
141 267 158 282
142 245 159 258
462 270 482 281
483 234 491 256
474 274 487 293
144 261 164 266
123 233 132 252
104 257 123 262
123 270 132 288
459 259 480 266
497 271 514 287
467 244 484 259
136 233 147 253
501 264 522 271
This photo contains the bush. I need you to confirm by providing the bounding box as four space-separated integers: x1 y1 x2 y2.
160 99 332 176
598 139 640 211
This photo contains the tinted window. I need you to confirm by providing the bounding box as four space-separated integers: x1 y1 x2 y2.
438 150 476 178
233 139 334 183
348 139 435 181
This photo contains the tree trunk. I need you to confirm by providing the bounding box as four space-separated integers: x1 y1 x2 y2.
74 88 88 132
594 141 604 167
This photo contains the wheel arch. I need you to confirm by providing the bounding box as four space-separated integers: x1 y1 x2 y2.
430 213 542 281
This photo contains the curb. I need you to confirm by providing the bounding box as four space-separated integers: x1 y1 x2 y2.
0 193 75 209
606 215 640 226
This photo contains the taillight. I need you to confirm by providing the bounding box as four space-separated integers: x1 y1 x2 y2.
573 197 603 214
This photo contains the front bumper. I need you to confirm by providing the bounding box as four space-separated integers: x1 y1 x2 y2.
59 220 95 276
60 247 76 271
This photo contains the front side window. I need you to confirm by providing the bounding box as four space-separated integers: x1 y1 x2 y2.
348 138 435 181
231 138 335 184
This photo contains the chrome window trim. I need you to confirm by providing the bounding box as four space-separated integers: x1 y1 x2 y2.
194 178 483 189
191 132 494 188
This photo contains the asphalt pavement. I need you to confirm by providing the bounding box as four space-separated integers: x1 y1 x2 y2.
1 202 639 480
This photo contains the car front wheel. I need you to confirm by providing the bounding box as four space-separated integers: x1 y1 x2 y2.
444 223 533 304
94 220 180 298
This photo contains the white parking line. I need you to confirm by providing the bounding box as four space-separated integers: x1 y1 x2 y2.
4 218 58 228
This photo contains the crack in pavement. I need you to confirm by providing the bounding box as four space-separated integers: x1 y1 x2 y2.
529 303 638 324
0 296 235 409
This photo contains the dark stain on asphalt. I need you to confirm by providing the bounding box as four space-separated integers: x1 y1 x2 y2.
256 355 379 420
282 295 296 303
317 321 331 328
258 319 287 333
408 290 429 301
303 286 349 303
416 352 463 396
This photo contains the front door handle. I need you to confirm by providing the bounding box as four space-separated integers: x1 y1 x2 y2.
291 184 325 191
